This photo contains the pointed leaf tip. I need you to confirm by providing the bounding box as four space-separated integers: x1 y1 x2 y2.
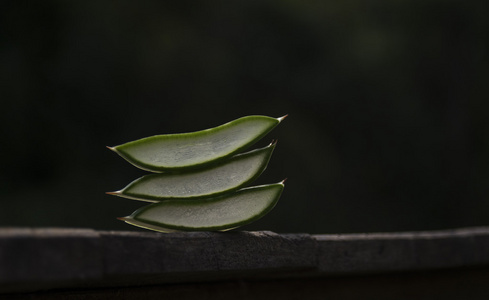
277 114 288 122
280 178 287 184
106 191 121 196
117 217 126 221
268 139 278 147
106 146 115 151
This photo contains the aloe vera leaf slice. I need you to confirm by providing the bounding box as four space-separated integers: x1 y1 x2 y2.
108 115 286 172
107 142 276 202
119 182 285 232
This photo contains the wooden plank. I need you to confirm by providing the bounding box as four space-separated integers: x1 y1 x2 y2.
0 227 488 294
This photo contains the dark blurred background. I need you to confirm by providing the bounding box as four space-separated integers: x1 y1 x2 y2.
1 0 488 234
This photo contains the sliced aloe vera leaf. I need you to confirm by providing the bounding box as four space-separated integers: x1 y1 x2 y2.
119 182 285 232
108 115 286 172
107 142 276 202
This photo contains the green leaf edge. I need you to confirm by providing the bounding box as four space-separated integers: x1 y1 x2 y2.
108 115 286 172
119 182 285 232
109 142 277 202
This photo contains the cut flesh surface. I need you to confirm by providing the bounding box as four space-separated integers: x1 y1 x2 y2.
109 115 284 172
119 183 284 232
110 143 276 201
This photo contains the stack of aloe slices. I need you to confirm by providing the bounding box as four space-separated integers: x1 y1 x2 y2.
107 115 286 232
